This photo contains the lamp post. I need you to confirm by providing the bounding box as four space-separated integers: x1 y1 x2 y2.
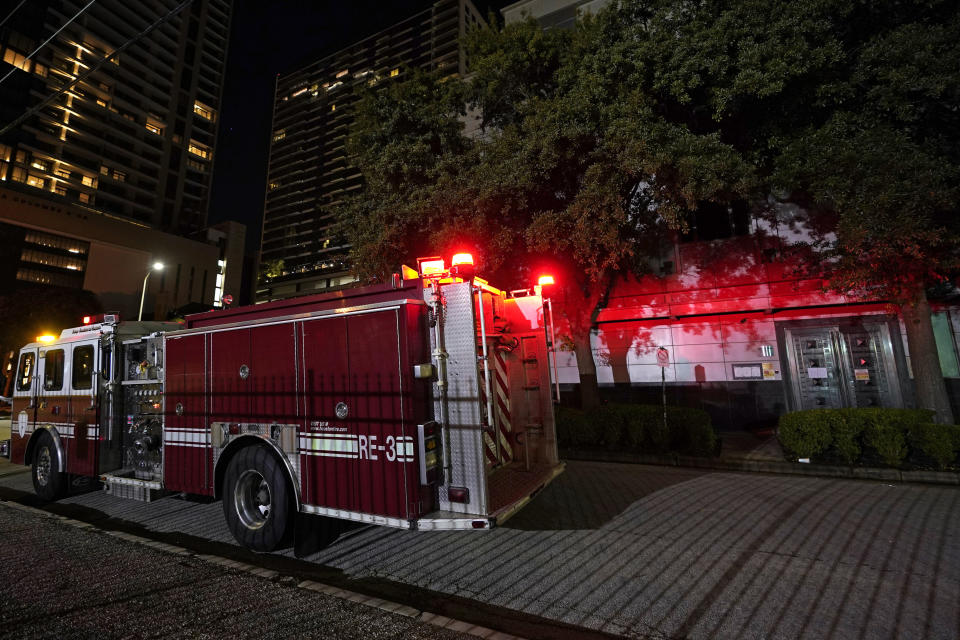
138 261 164 321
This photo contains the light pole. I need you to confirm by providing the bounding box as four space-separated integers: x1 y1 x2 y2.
138 262 164 321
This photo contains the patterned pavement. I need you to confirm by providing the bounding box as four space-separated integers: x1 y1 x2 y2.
1 459 958 639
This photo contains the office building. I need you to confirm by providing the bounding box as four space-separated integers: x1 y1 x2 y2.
257 0 484 301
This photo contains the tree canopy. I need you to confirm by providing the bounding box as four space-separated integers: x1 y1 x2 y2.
336 0 960 414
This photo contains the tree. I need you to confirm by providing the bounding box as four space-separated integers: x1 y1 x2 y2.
338 0 959 418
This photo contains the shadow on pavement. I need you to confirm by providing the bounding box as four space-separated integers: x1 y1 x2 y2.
505 461 708 530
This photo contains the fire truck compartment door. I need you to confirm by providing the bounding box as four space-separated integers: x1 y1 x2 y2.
164 333 211 494
299 308 418 520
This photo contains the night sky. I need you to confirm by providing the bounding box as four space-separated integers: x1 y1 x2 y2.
208 1 509 255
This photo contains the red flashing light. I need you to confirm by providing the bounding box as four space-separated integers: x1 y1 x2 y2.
537 275 555 287
82 315 93 324
450 252 475 280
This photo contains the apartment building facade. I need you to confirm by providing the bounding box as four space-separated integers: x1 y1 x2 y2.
0 0 232 235
257 0 484 301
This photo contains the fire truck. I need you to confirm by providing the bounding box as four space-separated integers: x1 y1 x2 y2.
3 256 562 553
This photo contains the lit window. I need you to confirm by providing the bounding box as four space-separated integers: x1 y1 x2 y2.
0 161 7 180
3 48 30 72
99 165 109 175
11 167 26 183
56 166 71 178
122 113 134 121
15 150 26 163
390 68 399 77
292 87 307 98
26 174 45 189
268 182 280 191
0 143 10 162
112 170 126 182
272 129 286 142
81 175 96 187
96 98 107 108
331 104 336 112
31 159 49 171
54 185 66 196
33 63 47 78
78 193 90 203
193 101 215 120
145 121 162 135
336 69 349 78
187 159 205 172
188 140 210 160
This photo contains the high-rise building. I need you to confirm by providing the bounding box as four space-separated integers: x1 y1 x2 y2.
0 0 232 234
257 0 484 302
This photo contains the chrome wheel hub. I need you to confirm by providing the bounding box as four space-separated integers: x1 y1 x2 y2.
36 446 52 486
234 470 271 530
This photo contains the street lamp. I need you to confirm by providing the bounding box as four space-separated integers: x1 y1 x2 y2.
138 262 164 321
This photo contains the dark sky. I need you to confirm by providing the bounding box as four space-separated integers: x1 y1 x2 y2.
208 0 508 255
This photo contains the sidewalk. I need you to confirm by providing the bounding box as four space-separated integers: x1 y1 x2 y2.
563 428 960 486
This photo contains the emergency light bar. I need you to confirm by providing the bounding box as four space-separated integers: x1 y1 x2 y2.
537 275 555 287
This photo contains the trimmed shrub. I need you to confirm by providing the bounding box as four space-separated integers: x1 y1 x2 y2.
863 415 908 467
777 407 948 468
908 423 959 469
777 410 832 459
555 408 601 448
668 406 716 456
831 409 864 464
557 403 714 456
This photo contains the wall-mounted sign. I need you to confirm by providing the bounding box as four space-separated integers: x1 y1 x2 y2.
807 367 828 379
732 364 763 380
762 362 777 379
854 368 870 381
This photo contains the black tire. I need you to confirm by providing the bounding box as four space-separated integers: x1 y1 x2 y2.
222 445 294 552
32 431 66 501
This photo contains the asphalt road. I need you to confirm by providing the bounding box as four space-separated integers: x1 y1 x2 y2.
1 459 958 639
0 502 482 640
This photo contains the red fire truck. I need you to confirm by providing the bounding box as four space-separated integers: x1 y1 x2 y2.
3 257 561 553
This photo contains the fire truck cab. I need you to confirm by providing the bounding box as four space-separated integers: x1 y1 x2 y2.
5 263 562 553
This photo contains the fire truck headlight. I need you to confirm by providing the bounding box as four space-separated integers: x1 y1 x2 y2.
424 451 438 468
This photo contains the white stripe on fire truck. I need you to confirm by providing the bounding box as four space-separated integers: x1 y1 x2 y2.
298 437 359 454
164 432 210 444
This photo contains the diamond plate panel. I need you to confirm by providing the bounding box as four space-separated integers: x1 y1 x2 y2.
427 282 487 515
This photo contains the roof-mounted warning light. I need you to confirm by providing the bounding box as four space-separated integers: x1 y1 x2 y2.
36 334 57 344
537 275 555 287
450 253 475 281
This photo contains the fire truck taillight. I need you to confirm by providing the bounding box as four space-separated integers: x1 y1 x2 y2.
417 421 442 485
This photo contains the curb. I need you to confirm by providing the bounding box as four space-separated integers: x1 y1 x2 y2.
0 500 525 640
561 448 960 486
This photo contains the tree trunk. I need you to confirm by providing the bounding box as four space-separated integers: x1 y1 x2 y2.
901 295 955 424
572 330 601 411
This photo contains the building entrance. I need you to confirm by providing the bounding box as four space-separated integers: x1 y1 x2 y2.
780 318 906 411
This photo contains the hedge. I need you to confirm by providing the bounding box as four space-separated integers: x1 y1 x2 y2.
557 403 715 456
777 408 960 470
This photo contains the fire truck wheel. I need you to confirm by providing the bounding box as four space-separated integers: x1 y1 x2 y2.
32 432 66 501
223 445 293 552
